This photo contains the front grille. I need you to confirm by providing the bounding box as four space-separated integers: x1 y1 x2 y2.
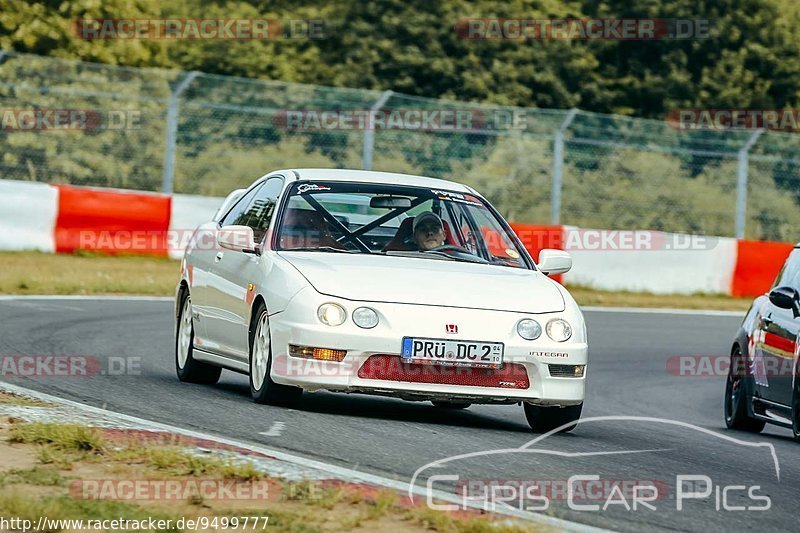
548 364 585 378
357 355 529 389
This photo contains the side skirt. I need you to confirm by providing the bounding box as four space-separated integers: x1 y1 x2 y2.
193 348 249 374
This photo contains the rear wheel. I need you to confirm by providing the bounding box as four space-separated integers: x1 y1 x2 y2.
249 303 303 406
724 345 765 433
175 291 221 385
431 400 471 409
524 403 582 433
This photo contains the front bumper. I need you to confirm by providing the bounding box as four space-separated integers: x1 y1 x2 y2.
268 288 587 405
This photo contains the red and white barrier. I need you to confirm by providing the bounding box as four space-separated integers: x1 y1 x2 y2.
0 179 794 298
54 184 172 256
0 180 58 252
511 223 794 299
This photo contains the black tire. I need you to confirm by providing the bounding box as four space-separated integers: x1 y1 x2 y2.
724 345 765 433
431 400 471 409
175 290 222 385
792 362 800 442
524 403 582 433
249 303 303 406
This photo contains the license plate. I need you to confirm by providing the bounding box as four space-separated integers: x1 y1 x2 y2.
401 337 504 368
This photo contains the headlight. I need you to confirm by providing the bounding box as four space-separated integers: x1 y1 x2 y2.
516 319 542 340
317 303 346 326
352 307 379 329
546 319 572 342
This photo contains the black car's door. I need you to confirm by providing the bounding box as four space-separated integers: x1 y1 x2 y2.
757 249 800 406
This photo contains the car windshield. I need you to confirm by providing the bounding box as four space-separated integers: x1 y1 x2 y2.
274 181 529 268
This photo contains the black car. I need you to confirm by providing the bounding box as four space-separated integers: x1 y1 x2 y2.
725 243 800 438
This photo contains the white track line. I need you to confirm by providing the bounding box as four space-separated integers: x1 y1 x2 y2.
0 381 608 533
0 295 173 302
582 306 744 317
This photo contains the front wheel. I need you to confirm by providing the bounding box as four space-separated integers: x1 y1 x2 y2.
249 304 303 406
524 403 582 433
724 346 765 433
175 291 221 385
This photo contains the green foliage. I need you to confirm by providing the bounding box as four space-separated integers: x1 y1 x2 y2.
1 0 799 241
4 0 800 117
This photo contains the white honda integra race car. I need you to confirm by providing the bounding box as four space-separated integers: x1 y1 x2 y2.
175 169 588 432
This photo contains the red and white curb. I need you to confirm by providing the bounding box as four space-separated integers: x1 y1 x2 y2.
0 380 609 532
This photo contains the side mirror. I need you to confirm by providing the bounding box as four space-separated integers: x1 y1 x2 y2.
217 225 259 254
538 249 572 275
768 286 800 318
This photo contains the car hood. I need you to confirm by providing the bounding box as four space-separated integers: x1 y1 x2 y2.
277 252 565 314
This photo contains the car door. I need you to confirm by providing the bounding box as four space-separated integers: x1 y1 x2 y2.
189 184 263 350
205 177 284 362
756 250 800 405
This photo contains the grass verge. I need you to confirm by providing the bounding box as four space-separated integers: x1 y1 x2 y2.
0 251 752 311
0 391 54 407
0 251 179 296
0 420 540 532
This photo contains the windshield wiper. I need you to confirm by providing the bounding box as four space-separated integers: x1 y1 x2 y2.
282 246 360 253
429 251 488 264
383 250 488 265
383 250 454 261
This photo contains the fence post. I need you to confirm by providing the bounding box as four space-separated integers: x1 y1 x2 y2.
362 90 393 171
551 108 578 225
735 129 764 239
161 71 200 194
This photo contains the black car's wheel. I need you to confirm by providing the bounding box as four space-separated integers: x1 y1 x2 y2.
175 290 222 385
792 361 800 442
249 302 303 406
431 400 471 409
524 403 582 433
724 345 765 433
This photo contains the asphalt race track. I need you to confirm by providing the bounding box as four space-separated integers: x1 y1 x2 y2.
1 298 797 532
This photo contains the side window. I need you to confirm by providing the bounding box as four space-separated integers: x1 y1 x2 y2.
787 251 800 290
220 184 263 227
230 178 284 243
773 250 800 289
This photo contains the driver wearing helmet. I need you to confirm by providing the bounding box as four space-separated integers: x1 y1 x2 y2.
412 211 446 251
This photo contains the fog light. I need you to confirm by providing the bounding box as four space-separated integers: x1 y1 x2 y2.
289 344 347 362
317 303 346 326
546 319 572 342
548 364 585 378
353 307 379 329
516 319 542 340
